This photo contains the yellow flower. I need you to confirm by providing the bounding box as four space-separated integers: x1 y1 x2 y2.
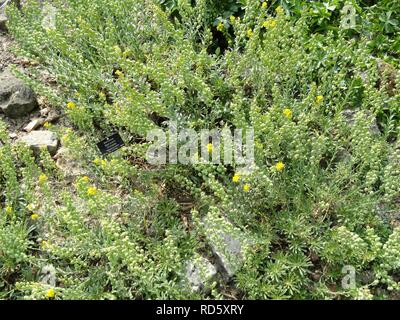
115 70 124 78
275 161 285 172
38 174 48 184
30 213 40 221
247 29 253 38
81 176 89 183
230 16 236 23
5 205 13 215
87 186 98 196
263 18 277 29
123 49 133 58
41 240 48 248
207 143 213 153
232 173 241 183
27 203 35 211
43 121 51 129
46 288 55 299
276 5 284 15
62 134 70 143
283 108 292 119
243 184 251 192
66 101 76 110
93 158 102 166
262 2 268 9
217 22 224 31
316 95 324 104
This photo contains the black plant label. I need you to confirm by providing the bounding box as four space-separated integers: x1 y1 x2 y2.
97 133 125 155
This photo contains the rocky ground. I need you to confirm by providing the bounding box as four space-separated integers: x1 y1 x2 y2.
0 5 63 153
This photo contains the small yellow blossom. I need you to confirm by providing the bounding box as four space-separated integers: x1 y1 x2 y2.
217 22 224 32
87 186 98 196
38 174 48 184
81 176 89 183
283 108 292 119
27 203 35 211
232 173 241 183
276 5 284 15
5 205 13 215
62 134 70 143
243 184 251 192
43 121 51 129
247 29 253 38
66 101 76 110
41 240 48 248
123 49 132 58
30 213 40 221
230 16 236 23
93 158 102 166
316 95 324 104
46 288 55 299
115 70 124 78
263 18 277 29
275 161 285 172
262 2 268 9
207 143 213 153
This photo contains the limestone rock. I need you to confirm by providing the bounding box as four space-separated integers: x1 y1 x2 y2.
342 109 380 135
185 256 217 292
0 70 38 118
19 130 58 155
23 118 44 132
203 211 253 278
0 13 6 32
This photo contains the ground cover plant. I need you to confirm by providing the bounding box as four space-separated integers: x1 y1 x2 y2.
0 0 399 300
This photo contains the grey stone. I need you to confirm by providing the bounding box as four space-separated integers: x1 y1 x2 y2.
342 109 380 135
185 256 217 292
19 130 59 155
0 14 6 31
23 118 44 132
203 212 252 278
0 70 38 118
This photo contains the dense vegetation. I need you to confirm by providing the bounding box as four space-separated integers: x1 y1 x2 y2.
0 0 399 299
